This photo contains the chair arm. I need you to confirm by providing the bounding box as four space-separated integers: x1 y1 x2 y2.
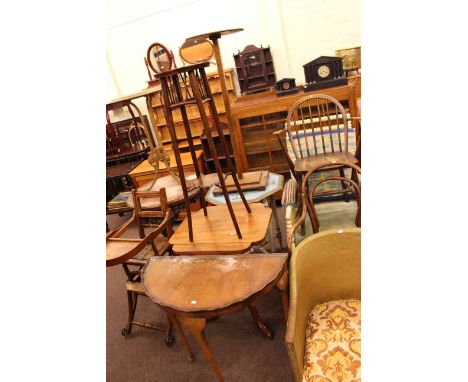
281 178 298 207
106 214 136 239
272 129 296 178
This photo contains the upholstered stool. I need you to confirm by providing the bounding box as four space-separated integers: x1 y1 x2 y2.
302 299 361 382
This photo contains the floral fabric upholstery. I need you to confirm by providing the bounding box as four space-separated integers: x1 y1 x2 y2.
302 299 361 382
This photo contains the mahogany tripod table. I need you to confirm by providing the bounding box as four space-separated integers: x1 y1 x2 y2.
141 253 288 382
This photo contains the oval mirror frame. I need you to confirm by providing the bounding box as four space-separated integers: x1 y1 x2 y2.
146 42 173 74
179 38 214 64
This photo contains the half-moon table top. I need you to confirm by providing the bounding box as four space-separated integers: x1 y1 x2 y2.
141 253 287 314
186 28 243 41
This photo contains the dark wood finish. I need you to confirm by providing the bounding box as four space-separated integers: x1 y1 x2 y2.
155 62 250 242
147 69 237 163
200 125 234 173
231 84 359 174
275 78 299 96
288 161 361 250
141 253 289 382
106 160 142 202
234 45 276 95
146 42 174 77
106 101 152 158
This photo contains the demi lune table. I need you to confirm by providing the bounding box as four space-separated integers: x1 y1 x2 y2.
141 253 288 382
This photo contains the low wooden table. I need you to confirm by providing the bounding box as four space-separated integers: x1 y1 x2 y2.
141 253 289 382
205 172 284 250
169 203 272 255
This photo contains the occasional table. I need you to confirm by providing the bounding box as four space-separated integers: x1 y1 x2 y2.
205 172 284 250
169 203 272 255
141 253 288 382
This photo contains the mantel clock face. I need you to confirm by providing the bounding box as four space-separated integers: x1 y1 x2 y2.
317 65 330 78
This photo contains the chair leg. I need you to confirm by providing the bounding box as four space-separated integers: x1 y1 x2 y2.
339 168 350 202
122 291 137 336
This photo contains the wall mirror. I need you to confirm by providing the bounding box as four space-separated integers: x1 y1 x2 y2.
179 38 214 64
146 42 174 75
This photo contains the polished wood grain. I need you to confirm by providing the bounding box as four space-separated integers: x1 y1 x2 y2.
169 203 272 255
141 252 288 382
142 253 287 312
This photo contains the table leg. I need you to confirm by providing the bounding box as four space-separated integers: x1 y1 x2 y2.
247 303 273 340
168 314 195 363
180 317 224 382
276 271 289 322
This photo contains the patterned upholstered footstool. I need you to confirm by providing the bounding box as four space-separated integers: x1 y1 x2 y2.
302 299 361 382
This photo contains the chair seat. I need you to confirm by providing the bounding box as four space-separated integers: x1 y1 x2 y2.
294 152 358 173
302 299 361 382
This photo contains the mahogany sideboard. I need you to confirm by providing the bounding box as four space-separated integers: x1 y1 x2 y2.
231 84 359 174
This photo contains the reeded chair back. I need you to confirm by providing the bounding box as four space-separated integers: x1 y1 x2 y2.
286 228 361 381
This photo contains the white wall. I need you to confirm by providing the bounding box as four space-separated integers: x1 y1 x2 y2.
106 0 360 113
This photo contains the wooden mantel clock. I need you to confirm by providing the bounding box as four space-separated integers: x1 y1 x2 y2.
303 56 347 91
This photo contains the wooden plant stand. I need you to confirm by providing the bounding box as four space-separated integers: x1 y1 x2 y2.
155 62 251 242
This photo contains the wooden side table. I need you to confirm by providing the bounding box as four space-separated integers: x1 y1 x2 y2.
141 253 289 382
169 203 272 255
205 172 284 250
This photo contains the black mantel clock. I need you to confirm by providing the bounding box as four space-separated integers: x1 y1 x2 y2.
275 78 299 96
303 56 347 91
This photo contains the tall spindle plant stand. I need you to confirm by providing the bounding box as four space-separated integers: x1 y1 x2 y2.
156 63 271 246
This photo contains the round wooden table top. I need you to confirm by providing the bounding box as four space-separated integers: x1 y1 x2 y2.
186 28 243 41
126 174 200 209
141 253 287 314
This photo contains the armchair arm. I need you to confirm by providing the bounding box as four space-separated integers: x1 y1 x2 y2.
272 129 297 179
106 214 136 239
